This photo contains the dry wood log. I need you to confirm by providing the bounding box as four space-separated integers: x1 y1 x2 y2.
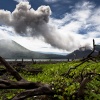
0 68 7 76
0 56 55 100
0 56 23 81
12 86 54 100
77 77 91 97
0 79 45 89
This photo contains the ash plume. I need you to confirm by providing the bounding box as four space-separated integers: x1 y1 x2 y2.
0 2 81 51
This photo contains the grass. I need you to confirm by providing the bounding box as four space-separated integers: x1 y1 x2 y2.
0 60 100 100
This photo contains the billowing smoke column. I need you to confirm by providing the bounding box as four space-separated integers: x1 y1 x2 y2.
0 2 80 51
0 2 51 33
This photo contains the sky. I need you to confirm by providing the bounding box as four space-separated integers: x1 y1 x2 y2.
0 0 100 54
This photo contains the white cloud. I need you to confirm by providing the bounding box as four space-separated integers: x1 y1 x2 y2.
50 1 100 49
0 1 100 54
86 31 100 38
89 8 100 25
44 0 58 3
44 0 70 3
0 26 15 39
14 0 29 3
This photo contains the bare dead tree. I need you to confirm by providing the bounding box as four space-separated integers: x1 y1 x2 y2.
61 39 100 99
62 39 96 77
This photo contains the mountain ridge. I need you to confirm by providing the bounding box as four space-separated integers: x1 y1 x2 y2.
66 45 100 59
0 39 66 59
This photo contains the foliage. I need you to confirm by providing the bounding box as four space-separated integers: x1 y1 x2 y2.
0 61 100 100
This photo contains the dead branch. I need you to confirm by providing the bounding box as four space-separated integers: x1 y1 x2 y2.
12 86 54 100
77 77 91 97
77 72 100 96
0 56 55 99
0 56 23 81
84 72 100 77
0 79 45 89
71 72 100 100
0 68 7 76
62 39 96 77
62 58 89 76
81 39 96 61
87 39 95 58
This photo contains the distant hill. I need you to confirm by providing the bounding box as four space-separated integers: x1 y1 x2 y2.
66 45 100 59
0 39 66 59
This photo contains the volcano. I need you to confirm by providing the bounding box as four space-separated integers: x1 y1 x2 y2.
66 46 100 59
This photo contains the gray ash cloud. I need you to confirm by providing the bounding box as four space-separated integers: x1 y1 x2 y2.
0 2 82 51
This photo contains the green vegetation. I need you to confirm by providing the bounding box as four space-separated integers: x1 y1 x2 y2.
0 60 100 100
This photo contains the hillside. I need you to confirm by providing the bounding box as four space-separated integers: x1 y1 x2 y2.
66 45 100 59
0 39 66 59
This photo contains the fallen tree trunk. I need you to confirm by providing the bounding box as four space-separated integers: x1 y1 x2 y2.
0 57 23 81
0 68 7 76
12 86 54 100
0 56 54 100
0 79 44 89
